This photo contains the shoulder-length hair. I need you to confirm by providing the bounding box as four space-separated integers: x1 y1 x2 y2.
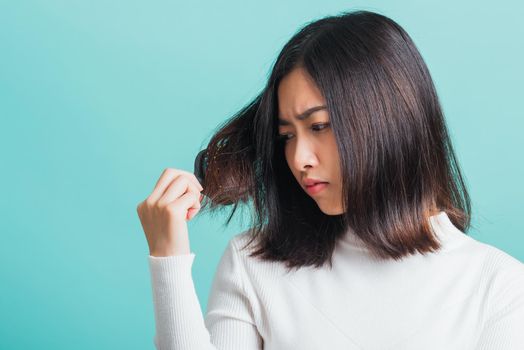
198 9 471 271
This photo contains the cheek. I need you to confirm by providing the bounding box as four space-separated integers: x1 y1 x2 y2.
284 148 300 180
325 137 340 171
282 146 290 162
284 146 292 168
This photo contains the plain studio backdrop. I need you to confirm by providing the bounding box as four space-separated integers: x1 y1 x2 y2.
0 0 522 349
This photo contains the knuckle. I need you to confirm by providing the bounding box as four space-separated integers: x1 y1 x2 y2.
155 198 167 209
163 167 177 177
176 170 188 180
172 173 185 184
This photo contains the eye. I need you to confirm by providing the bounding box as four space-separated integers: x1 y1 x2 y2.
311 123 330 132
276 134 292 142
277 123 330 143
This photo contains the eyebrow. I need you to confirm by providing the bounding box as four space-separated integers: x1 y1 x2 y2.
278 105 327 126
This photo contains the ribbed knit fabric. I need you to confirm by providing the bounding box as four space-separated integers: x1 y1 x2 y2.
148 211 524 349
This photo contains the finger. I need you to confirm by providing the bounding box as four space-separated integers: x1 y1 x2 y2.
186 208 199 221
185 197 202 221
149 168 179 203
177 169 204 191
151 169 203 202
158 176 201 207
167 190 200 218
180 185 202 214
186 195 203 219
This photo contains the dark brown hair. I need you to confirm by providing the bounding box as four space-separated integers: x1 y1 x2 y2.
197 9 471 272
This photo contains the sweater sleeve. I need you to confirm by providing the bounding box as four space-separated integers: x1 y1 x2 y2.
147 238 263 350
474 252 524 349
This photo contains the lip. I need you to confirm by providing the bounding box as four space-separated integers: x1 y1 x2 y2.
304 182 328 195
303 178 328 186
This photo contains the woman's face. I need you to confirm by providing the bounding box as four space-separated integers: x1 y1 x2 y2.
277 67 344 215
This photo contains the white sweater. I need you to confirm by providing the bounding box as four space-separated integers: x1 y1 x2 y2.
148 211 524 349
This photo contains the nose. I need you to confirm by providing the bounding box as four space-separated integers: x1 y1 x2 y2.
289 135 319 171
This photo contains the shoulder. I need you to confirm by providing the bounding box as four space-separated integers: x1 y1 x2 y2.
215 229 258 271
226 228 259 258
471 240 524 320
467 237 524 282
224 228 281 276
461 234 524 288
209 229 267 302
209 230 257 292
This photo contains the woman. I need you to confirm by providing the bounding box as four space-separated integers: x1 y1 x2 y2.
137 10 524 349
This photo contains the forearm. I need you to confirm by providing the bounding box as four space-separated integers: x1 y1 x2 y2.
148 253 215 350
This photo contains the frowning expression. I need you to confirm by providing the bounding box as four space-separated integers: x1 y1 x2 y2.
277 67 344 215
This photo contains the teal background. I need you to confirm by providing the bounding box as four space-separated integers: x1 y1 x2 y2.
1 0 522 348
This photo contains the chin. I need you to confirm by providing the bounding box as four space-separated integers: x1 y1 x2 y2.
317 204 344 216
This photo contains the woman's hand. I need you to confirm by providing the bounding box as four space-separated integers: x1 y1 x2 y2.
136 168 204 257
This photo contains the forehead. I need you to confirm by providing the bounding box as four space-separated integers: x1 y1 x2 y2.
277 67 326 122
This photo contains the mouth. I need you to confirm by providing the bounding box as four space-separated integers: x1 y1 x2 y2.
305 182 329 195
